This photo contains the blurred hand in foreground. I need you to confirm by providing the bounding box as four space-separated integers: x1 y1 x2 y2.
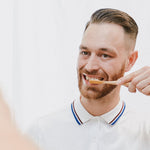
0 90 41 150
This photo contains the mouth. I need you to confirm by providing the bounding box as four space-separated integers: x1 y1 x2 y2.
82 73 105 84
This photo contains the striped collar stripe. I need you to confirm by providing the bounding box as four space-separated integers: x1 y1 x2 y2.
71 101 83 125
109 102 126 125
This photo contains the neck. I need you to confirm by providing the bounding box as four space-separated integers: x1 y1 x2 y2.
80 86 121 116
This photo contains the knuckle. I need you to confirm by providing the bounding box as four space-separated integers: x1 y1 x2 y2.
128 83 136 93
128 88 136 93
142 90 150 96
131 78 138 86
136 84 142 90
142 87 150 95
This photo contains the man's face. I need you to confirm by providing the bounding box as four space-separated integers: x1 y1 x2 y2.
77 23 130 99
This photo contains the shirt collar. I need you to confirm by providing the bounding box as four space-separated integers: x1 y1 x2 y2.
71 99 126 126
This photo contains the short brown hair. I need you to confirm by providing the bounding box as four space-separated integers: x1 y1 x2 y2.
85 8 138 40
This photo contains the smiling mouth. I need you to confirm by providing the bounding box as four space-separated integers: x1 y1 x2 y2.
83 73 105 82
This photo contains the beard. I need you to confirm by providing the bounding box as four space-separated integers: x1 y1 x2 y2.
78 64 126 100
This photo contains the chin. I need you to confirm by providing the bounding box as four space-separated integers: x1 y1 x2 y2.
79 84 117 100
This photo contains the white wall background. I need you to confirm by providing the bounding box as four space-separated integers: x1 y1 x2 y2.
0 0 150 130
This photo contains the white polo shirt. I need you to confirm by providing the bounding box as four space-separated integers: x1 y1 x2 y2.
27 99 150 150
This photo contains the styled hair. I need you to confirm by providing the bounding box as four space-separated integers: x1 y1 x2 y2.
85 8 138 40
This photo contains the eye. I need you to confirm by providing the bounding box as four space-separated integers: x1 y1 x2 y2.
101 54 111 58
80 51 90 56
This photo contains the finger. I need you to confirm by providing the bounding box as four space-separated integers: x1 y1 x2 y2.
117 66 150 85
128 82 136 93
117 71 140 85
136 77 150 91
141 85 150 96
131 69 150 85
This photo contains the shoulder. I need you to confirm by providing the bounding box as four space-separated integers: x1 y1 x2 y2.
121 101 150 135
124 102 150 122
27 103 74 135
39 104 73 127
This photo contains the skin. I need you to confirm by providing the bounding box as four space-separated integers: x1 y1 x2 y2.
77 23 141 116
0 90 40 150
118 66 150 95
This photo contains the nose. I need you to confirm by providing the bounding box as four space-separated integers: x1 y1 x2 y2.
85 54 100 73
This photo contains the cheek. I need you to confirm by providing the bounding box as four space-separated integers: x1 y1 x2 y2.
103 67 115 78
102 60 126 77
77 56 86 70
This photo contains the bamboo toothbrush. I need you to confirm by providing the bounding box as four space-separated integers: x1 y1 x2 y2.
89 79 129 87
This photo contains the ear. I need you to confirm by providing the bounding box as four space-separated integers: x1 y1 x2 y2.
125 51 138 72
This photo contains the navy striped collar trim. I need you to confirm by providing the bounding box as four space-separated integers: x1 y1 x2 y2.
108 102 126 125
71 101 83 125
71 100 126 126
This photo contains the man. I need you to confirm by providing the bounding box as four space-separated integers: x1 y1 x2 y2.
28 8 150 150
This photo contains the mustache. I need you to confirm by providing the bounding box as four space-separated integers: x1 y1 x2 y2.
83 70 99 75
80 69 109 80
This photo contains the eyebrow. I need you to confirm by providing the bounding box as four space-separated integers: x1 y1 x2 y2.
79 45 117 55
100 48 117 55
79 45 88 50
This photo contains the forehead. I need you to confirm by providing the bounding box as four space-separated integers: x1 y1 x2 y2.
81 23 127 51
